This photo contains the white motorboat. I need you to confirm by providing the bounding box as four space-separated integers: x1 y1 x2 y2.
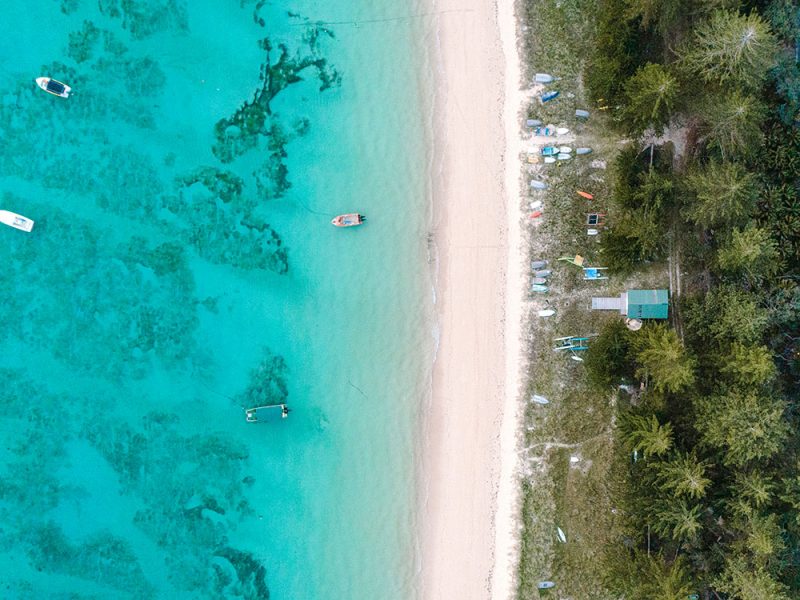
36 77 71 98
0 210 34 232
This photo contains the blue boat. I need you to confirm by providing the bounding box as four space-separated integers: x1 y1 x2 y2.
540 90 559 103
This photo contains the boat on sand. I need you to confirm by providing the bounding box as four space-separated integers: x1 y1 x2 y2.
36 77 71 98
0 210 34 232
331 213 365 227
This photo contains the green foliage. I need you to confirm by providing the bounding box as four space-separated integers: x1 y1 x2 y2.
584 0 644 107
652 497 704 541
584 319 636 389
695 392 789 466
714 557 791 599
715 227 781 283
718 342 776 386
684 286 768 346
624 0 685 36
604 549 695 599
621 63 680 135
633 324 696 392
700 90 767 158
651 452 711 499
730 471 775 515
684 161 759 228
621 413 674 456
681 10 780 90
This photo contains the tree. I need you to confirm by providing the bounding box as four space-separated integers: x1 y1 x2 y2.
740 514 785 567
621 413 674 457
584 319 635 390
621 63 680 135
633 324 696 393
624 0 685 36
685 161 759 228
681 10 779 90
684 286 768 346
695 392 789 466
701 90 767 158
714 557 791 600
716 227 781 282
719 342 776 386
730 471 775 515
652 452 711 499
652 497 704 541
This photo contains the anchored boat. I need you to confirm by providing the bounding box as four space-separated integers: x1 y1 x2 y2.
331 213 365 227
36 77 71 98
0 210 34 232
245 404 290 423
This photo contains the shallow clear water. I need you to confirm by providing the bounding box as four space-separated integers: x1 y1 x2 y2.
0 1 435 598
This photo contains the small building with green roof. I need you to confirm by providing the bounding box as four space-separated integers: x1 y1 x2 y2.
591 289 669 320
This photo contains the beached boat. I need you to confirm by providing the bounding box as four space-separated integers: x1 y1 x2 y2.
531 284 549 293
331 213 365 227
576 147 593 155
531 260 548 270
533 269 551 277
539 90 559 103
557 527 567 543
245 403 290 423
575 109 590 119
0 210 34 232
557 153 572 161
36 77 71 98
538 581 556 589
531 394 549 405
531 277 548 285
529 180 548 190
537 309 556 317
534 73 557 83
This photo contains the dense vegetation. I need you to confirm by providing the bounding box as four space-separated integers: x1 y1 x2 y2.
582 0 800 597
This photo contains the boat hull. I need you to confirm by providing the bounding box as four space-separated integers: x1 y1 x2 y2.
36 77 71 98
331 213 364 227
0 210 34 232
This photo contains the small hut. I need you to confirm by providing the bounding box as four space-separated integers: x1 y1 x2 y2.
591 289 669 320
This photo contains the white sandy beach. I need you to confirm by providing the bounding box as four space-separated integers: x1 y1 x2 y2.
419 0 525 597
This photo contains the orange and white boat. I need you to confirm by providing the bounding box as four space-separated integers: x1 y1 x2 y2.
36 77 71 98
331 213 365 227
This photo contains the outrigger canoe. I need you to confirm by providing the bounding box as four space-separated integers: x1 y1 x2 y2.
331 213 365 227
36 77 71 98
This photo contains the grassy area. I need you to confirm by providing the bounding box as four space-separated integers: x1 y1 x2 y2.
514 0 671 597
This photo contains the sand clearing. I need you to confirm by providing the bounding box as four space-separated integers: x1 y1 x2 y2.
419 0 525 597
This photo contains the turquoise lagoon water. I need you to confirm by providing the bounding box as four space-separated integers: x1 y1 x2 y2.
0 1 435 598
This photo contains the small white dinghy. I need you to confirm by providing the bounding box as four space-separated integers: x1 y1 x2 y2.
36 77 71 98
538 309 556 318
556 527 567 543
0 210 34 232
531 394 549 405
538 581 556 589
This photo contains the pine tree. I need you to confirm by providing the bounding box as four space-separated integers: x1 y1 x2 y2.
701 90 767 158
652 498 704 541
716 226 781 282
621 63 680 135
633 324 696 393
715 557 790 600
682 10 779 90
621 413 674 457
652 452 711 499
695 392 789 466
685 161 759 229
719 343 776 386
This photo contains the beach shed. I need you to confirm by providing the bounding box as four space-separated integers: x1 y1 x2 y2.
591 289 669 320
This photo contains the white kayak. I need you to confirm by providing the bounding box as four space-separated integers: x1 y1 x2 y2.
559 146 572 153
543 156 556 164
531 395 549 405
36 77 71 98
538 309 555 318
0 210 34 232
530 180 548 190
529 200 543 210
557 527 567 543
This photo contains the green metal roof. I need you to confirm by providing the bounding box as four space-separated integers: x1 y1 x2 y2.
627 289 669 319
